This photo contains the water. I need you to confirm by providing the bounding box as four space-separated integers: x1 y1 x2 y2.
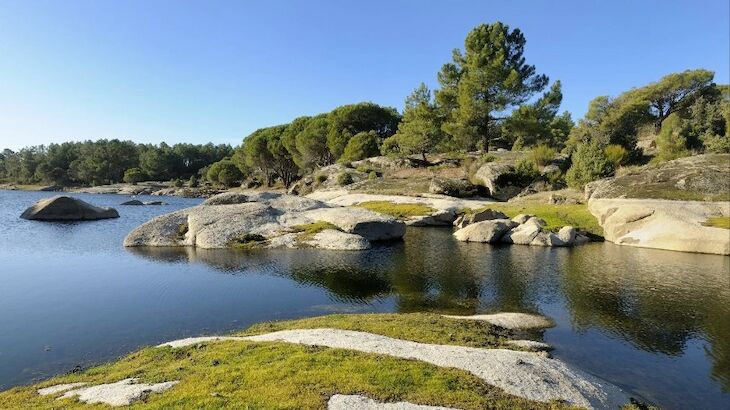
0 190 728 409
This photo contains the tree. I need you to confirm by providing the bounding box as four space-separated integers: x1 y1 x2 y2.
340 131 380 163
327 102 400 159
392 83 443 160
123 168 145 184
207 159 243 187
239 128 275 186
239 125 299 187
635 69 715 133
295 114 333 170
655 114 690 162
265 125 299 188
440 22 548 151
281 116 311 168
565 142 613 189
503 81 572 149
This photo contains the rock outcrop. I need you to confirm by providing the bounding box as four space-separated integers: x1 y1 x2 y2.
585 154 730 201
428 177 478 198
124 192 405 250
20 196 119 221
589 198 730 255
454 211 590 247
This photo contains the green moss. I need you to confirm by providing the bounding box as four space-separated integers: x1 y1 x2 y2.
228 233 267 249
356 201 436 219
291 221 341 243
475 203 603 236
0 314 572 410
704 216 730 229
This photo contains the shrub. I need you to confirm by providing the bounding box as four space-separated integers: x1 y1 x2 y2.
172 178 184 188
123 168 145 185
368 171 378 180
340 131 380 162
655 114 690 162
512 158 540 185
315 173 328 184
337 172 354 186
702 133 730 153
529 145 556 167
480 154 497 163
189 174 199 188
603 144 629 169
565 142 613 189
207 159 244 187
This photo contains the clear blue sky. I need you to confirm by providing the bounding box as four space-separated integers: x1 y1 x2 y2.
0 0 728 150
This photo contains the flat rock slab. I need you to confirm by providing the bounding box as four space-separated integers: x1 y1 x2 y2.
506 340 552 351
442 313 553 330
589 198 730 255
37 382 88 395
159 328 626 409
40 378 178 406
328 394 458 410
307 191 494 213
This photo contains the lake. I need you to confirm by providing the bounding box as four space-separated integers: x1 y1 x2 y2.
0 190 728 409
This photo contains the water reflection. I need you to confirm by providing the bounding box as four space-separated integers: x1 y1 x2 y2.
128 228 730 398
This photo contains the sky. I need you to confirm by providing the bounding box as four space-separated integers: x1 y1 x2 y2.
0 0 728 150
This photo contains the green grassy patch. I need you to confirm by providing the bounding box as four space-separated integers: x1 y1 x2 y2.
238 313 513 349
475 203 603 236
355 201 436 219
703 216 730 229
228 233 268 249
0 314 571 410
291 221 341 243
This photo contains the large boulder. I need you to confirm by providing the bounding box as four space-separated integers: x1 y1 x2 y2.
589 198 730 255
453 219 517 243
472 162 522 201
501 218 543 244
585 154 730 201
453 208 508 229
124 192 405 250
428 177 478 198
21 196 119 221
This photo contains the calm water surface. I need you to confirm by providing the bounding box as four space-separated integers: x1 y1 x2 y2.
0 190 728 409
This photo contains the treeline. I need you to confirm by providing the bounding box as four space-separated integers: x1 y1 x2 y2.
0 140 232 186
2 22 728 191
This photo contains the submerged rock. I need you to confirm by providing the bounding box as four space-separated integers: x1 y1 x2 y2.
124 192 405 250
20 196 119 221
120 199 144 205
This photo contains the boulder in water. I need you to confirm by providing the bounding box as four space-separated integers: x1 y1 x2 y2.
21 196 119 221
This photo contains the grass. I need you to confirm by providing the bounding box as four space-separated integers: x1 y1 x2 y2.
227 233 268 249
703 216 730 229
290 221 341 242
355 201 436 219
0 314 573 410
473 203 603 236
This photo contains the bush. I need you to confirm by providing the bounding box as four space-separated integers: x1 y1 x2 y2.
565 142 613 189
315 174 328 184
172 178 184 188
655 114 690 162
604 144 628 169
529 145 556 167
189 174 199 188
702 133 730 153
511 158 540 186
340 131 380 162
337 172 354 186
123 168 145 185
368 171 378 180
207 159 243 187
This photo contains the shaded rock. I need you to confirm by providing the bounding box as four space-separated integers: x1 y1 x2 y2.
202 192 249 205
143 201 167 205
585 154 730 201
428 177 478 198
530 231 568 247
453 208 508 229
407 210 456 227
473 162 521 201
453 219 517 243
21 196 119 221
501 221 541 244
121 200 144 205
39 185 63 192
301 206 406 241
